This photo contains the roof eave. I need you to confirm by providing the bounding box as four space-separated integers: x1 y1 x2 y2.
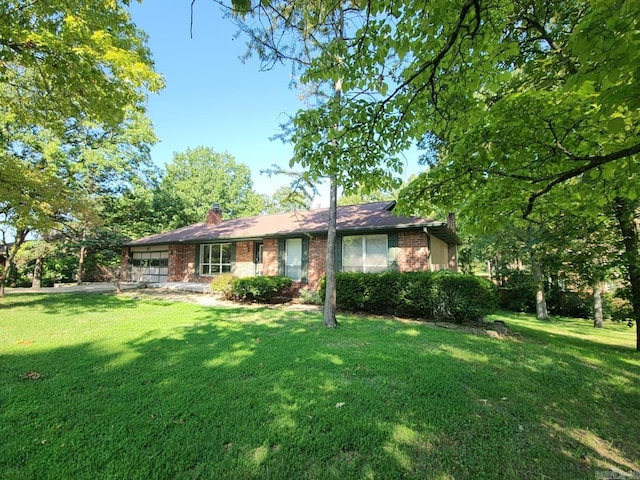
424 223 463 245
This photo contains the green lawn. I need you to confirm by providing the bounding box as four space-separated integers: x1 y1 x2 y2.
1 293 638 479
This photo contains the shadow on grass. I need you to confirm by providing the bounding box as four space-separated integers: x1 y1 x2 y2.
491 311 637 353
1 297 639 479
0 291 148 314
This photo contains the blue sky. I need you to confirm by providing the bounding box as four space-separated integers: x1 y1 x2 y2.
128 1 306 197
128 1 421 205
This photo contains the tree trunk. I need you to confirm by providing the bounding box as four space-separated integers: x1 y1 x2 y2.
77 229 87 285
31 256 43 289
613 198 640 351
323 174 338 328
532 258 549 320
0 230 28 298
76 245 86 284
0 257 7 298
112 267 122 293
593 282 604 328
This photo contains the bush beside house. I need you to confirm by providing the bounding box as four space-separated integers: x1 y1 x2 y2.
321 271 498 323
220 276 294 303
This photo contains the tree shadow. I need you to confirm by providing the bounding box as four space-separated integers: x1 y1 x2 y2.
1 299 638 479
0 291 149 315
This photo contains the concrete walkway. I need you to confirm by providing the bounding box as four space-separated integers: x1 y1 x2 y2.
4 282 139 294
149 282 211 294
4 281 212 295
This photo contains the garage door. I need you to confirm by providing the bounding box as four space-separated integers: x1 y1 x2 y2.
131 251 169 283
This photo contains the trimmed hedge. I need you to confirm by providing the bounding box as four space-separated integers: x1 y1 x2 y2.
210 273 237 299
432 271 499 322
232 276 293 303
321 271 498 323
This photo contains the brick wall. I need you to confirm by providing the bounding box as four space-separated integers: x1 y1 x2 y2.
262 238 279 277
308 236 327 291
168 244 197 282
161 229 450 289
234 240 256 277
398 230 430 272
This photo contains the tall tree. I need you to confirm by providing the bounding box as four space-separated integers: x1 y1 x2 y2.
0 0 163 296
0 108 159 293
265 186 313 214
218 0 405 327
13 240 55 288
228 0 640 346
338 186 395 207
158 146 266 228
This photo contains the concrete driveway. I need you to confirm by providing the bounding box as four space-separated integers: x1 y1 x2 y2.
4 282 139 295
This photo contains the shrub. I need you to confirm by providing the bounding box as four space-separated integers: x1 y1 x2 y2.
321 271 498 322
498 271 537 313
232 276 293 303
547 284 591 319
433 271 499 323
210 274 237 299
298 288 323 305
332 272 396 314
393 271 436 318
603 286 635 326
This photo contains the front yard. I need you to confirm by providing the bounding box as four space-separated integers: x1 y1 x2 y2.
1 292 638 479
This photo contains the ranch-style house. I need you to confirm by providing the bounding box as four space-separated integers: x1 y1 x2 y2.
122 201 461 291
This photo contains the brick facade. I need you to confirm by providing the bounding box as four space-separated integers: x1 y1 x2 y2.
135 229 455 291
398 230 430 272
262 238 279 277
169 244 197 282
234 240 256 277
307 236 327 291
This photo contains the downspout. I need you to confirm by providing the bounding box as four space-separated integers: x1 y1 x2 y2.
423 227 433 271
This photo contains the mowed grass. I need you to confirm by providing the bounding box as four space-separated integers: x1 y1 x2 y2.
1 293 638 479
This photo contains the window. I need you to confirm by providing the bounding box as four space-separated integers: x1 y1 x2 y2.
285 238 302 281
342 234 388 273
200 243 232 275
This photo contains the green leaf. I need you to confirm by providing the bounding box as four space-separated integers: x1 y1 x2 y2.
602 162 616 181
607 116 626 133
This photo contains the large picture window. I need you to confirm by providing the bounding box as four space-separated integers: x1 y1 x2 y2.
285 238 302 281
200 243 232 275
342 234 388 273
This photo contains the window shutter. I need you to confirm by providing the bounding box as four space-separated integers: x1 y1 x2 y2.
301 236 309 284
335 234 343 272
278 238 285 276
230 242 236 274
388 232 399 271
195 244 201 276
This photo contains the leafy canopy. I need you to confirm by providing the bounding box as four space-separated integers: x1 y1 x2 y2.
0 0 163 241
158 146 266 228
0 0 164 132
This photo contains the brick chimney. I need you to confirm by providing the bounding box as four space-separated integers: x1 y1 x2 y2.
447 212 456 232
206 203 222 226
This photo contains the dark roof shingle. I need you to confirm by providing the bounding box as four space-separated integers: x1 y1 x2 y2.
126 201 461 246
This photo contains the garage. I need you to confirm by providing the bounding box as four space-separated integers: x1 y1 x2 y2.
130 249 169 283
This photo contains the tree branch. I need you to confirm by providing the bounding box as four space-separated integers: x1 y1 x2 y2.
523 142 640 218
